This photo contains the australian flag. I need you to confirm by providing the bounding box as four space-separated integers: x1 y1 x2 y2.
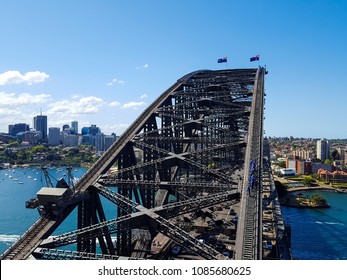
250 55 260 62
217 57 227 63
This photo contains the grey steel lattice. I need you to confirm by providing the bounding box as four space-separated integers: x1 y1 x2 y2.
0 68 265 260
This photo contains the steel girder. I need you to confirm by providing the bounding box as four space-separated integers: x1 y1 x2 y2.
1 68 264 260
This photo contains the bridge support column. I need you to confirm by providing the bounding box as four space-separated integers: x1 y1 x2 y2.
116 143 138 256
77 189 97 253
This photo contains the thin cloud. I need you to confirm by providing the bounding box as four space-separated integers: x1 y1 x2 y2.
102 123 129 135
0 91 51 131
0 70 49 85
71 94 81 100
140 94 148 99
47 96 104 115
106 78 125 86
0 107 29 118
109 101 121 107
0 91 51 107
136 64 149 70
0 109 37 130
122 101 145 109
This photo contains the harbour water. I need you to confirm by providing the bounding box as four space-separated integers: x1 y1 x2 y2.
0 165 88 254
1 166 347 259
282 191 347 260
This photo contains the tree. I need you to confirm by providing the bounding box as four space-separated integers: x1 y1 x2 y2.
31 145 46 153
331 149 340 161
276 161 286 168
8 141 19 148
67 148 80 156
4 148 17 160
311 194 328 206
303 176 316 186
324 159 332 165
46 152 61 161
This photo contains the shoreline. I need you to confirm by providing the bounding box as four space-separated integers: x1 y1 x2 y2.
286 185 347 194
275 176 347 194
1 162 88 168
280 198 330 208
280 186 338 209
286 186 334 192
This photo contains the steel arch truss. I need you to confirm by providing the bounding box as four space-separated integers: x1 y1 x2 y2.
1 68 264 260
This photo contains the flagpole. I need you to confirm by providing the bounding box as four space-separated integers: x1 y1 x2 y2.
217 57 228 69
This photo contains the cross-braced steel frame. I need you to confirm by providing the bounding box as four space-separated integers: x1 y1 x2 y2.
0 68 265 260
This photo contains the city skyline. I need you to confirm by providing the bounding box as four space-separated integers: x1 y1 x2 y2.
6 114 117 152
5 115 347 141
0 1 346 138
5 115 111 136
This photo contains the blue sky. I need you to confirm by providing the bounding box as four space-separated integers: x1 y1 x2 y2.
0 0 346 138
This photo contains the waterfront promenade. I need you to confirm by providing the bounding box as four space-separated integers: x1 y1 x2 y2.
275 176 346 193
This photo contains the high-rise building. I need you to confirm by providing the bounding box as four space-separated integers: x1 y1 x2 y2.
33 114 48 141
105 133 117 150
18 130 41 145
89 124 100 135
95 133 105 154
95 133 117 154
337 147 345 165
317 138 330 162
291 149 314 160
8 123 29 136
81 127 89 135
63 134 80 147
48 127 61 146
62 124 70 131
71 121 78 134
81 124 102 147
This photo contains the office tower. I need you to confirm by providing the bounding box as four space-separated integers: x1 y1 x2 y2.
62 124 70 131
63 134 79 147
81 127 89 135
95 133 105 153
71 121 78 134
337 147 345 165
317 138 330 162
33 114 48 141
88 124 101 135
105 133 116 150
95 133 116 154
48 127 61 146
8 123 29 136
